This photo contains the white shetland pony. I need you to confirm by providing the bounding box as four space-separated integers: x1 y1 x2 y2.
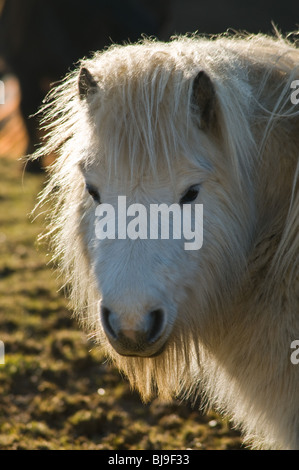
32 34 299 449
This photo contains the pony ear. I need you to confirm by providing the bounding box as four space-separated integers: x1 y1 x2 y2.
192 70 216 129
78 67 98 100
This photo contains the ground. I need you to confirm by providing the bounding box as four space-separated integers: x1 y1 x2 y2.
0 157 244 450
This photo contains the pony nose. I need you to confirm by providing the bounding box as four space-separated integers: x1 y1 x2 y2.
100 305 167 356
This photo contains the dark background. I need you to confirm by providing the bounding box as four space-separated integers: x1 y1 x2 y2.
0 0 298 158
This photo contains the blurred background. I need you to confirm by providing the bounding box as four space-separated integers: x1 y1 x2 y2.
0 0 298 451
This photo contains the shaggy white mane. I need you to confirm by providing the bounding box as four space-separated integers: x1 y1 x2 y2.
31 33 299 449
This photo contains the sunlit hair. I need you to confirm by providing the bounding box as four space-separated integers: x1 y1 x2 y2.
31 32 299 449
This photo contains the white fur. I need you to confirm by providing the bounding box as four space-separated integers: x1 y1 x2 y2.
32 33 299 449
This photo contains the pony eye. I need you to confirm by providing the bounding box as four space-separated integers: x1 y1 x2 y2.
179 185 200 205
86 184 101 204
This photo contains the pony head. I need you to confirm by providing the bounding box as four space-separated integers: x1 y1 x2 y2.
75 41 255 359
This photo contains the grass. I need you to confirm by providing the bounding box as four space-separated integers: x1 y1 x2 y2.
0 157 243 450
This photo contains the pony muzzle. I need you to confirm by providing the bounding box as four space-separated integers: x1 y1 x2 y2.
100 305 169 357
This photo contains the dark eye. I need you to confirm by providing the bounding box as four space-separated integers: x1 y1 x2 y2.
86 184 101 204
179 185 200 205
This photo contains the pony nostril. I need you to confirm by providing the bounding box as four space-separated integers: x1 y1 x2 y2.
101 305 167 350
147 309 165 343
100 306 117 340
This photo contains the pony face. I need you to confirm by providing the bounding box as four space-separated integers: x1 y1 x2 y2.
79 158 203 357
73 49 256 358
78 142 253 358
